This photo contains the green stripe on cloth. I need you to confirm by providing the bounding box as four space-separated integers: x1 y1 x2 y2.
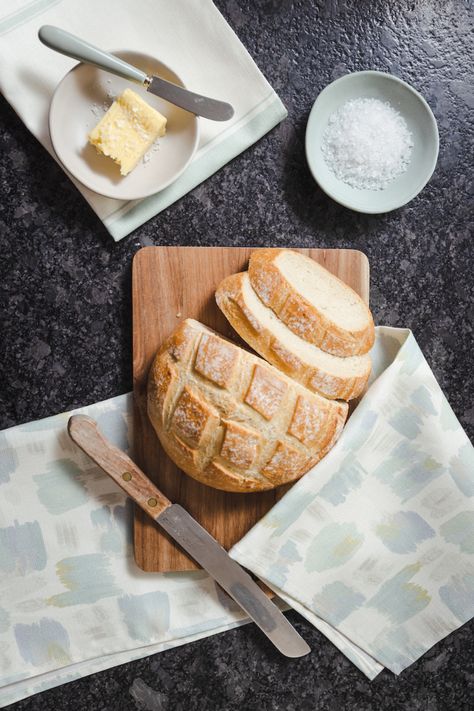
0 0 63 36
105 93 287 241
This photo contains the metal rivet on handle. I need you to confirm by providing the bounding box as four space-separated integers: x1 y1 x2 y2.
122 472 132 481
147 497 158 507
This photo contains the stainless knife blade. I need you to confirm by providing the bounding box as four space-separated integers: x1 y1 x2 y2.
157 504 310 658
147 76 234 121
67 414 310 658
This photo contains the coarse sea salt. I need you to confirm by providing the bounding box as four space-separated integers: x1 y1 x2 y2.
321 97 414 190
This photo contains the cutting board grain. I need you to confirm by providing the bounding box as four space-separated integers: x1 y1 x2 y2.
133 246 370 572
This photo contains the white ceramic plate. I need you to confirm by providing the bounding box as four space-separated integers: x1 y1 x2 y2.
49 51 200 200
305 71 439 213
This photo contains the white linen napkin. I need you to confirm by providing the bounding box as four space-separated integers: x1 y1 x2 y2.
1 328 473 706
0 0 286 241
231 327 474 677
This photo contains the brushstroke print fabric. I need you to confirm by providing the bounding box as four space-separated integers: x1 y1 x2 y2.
0 395 249 708
231 328 474 675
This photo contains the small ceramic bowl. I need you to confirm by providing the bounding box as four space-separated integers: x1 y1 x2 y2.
305 71 439 213
49 51 199 200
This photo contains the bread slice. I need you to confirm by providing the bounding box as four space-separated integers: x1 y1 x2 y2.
248 249 375 357
216 272 371 400
148 319 348 493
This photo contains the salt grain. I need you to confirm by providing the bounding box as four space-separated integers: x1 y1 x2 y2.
321 98 413 190
142 140 161 165
90 103 101 118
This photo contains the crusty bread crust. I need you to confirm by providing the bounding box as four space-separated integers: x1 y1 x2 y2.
148 319 348 492
216 272 371 400
248 249 375 357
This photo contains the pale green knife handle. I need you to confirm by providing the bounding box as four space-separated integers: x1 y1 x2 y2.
38 25 147 84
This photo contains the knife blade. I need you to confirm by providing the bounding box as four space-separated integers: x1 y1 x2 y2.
146 76 234 121
157 504 309 657
39 26 234 121
67 414 310 658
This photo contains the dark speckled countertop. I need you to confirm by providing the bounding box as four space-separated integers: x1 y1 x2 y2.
1 1 473 709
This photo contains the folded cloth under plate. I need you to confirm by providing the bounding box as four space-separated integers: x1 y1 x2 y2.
0 0 286 241
1 327 473 706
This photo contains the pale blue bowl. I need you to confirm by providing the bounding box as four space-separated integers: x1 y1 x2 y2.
305 71 439 213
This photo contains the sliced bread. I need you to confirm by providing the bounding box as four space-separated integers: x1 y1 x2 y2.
248 249 375 357
216 272 371 400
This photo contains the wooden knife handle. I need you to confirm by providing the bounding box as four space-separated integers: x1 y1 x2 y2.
68 414 172 518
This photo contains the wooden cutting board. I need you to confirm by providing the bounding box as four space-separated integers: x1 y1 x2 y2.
133 246 370 572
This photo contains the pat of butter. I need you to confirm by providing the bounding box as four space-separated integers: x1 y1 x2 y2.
88 89 167 176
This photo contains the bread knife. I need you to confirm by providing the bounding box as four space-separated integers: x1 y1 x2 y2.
68 415 310 658
38 26 234 121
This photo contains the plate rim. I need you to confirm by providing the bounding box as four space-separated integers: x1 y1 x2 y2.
48 51 200 201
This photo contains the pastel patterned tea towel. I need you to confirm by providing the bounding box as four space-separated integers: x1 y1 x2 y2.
231 327 474 676
0 394 251 709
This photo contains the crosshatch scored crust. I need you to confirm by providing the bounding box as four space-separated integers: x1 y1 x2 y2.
148 319 348 492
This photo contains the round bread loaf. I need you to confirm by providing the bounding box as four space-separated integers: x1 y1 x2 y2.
148 319 348 492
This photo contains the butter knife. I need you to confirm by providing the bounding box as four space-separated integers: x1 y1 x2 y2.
38 26 234 121
68 415 310 658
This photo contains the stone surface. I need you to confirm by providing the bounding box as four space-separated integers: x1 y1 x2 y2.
0 0 473 709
